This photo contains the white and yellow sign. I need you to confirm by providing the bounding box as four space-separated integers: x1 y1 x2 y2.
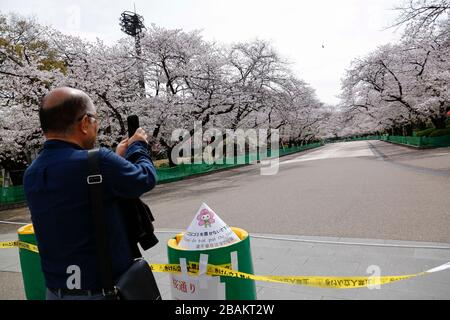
178 203 240 250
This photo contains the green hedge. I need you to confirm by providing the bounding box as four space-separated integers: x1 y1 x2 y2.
429 128 450 137
415 128 435 137
414 122 450 137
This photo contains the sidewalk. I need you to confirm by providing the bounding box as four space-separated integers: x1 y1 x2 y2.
1 231 450 300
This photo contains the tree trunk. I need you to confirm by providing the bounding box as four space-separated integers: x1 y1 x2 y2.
9 170 25 186
431 116 447 129
393 126 402 135
167 145 177 167
415 121 427 130
403 125 413 136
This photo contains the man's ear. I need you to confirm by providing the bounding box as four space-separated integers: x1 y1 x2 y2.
80 116 89 134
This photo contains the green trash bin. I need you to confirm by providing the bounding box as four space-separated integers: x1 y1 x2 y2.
17 224 46 300
167 227 257 300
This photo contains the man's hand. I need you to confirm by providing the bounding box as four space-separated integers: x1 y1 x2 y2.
115 128 148 157
116 137 129 158
128 127 148 145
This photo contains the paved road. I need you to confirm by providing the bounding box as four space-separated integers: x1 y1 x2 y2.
144 140 450 243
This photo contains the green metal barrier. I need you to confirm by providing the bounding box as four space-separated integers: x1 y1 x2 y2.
156 142 324 184
167 227 257 300
422 135 450 147
17 224 46 300
335 134 450 148
15 224 256 300
0 185 26 205
1 142 324 205
380 135 450 148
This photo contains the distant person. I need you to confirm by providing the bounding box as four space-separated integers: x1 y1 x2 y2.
23 87 157 300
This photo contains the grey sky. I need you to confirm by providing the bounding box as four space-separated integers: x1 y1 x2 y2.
1 0 405 105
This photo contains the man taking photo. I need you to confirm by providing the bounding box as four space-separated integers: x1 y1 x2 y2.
23 87 157 300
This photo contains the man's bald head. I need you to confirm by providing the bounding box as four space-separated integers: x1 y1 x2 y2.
39 87 94 134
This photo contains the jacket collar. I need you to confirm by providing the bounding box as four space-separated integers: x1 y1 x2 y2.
43 139 84 150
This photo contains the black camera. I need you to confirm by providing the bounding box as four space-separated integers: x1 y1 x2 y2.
119 115 158 255
127 115 140 137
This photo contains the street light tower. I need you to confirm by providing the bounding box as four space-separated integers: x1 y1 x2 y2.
120 9 146 95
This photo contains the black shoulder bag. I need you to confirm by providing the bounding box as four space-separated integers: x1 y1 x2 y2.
87 149 161 300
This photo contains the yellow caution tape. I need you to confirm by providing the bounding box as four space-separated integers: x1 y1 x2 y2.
0 240 19 249
0 240 39 253
150 262 233 274
2 240 447 289
18 241 39 253
150 262 424 289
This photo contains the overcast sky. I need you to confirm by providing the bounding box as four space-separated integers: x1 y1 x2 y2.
1 0 406 105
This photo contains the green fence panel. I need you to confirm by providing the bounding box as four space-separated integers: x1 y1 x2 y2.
0 142 325 205
335 134 450 148
154 142 324 184
422 135 450 148
0 185 26 205
383 135 450 148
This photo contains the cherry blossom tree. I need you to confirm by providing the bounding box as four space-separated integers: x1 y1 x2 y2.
1 12 328 176
0 13 66 182
338 4 449 137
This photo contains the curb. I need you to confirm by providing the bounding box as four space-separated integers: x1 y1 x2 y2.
381 140 434 150
0 203 28 212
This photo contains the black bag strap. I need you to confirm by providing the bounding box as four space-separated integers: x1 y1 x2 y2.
87 149 116 295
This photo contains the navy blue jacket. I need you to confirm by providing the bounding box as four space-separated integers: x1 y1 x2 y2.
23 139 157 290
